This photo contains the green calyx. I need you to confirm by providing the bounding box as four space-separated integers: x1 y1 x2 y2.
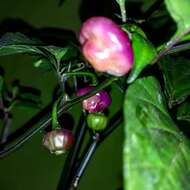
87 112 108 132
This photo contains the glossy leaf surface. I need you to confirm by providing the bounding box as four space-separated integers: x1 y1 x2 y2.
0 32 43 56
177 102 190 122
123 76 190 190
165 0 190 35
160 56 190 107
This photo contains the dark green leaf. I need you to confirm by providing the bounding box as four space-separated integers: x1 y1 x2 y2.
160 56 190 107
19 92 41 104
123 76 190 190
11 85 19 99
61 45 78 61
42 45 78 63
0 32 43 56
11 84 41 104
0 32 78 70
165 0 190 35
11 100 41 110
141 0 159 14
177 102 190 122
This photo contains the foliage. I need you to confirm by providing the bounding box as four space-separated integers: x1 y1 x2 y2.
124 76 190 190
1 0 190 190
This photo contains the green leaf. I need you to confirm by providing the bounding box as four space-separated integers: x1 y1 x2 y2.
0 32 79 70
165 0 190 35
42 45 78 63
177 102 190 122
123 76 190 190
11 100 41 110
0 32 43 56
141 0 158 13
10 83 41 105
127 32 157 83
160 56 190 107
180 33 190 42
19 92 41 104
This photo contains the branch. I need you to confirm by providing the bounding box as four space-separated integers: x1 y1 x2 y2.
167 42 190 54
62 72 98 86
0 77 118 158
57 112 87 190
68 110 122 189
0 97 12 145
151 28 190 64
69 133 100 190
100 109 123 142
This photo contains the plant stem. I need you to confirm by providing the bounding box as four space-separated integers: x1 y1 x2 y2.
115 79 126 93
118 0 127 23
69 133 100 190
68 110 122 189
0 97 12 145
100 110 122 142
57 112 87 190
0 114 12 145
151 28 190 64
167 42 190 54
62 72 98 86
0 77 118 158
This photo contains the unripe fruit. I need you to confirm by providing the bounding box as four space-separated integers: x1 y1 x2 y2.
77 86 111 113
87 112 108 131
79 16 134 76
43 129 74 155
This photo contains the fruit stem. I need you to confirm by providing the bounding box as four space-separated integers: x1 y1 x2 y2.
62 71 98 86
69 133 100 189
57 112 87 190
67 110 122 190
118 0 127 22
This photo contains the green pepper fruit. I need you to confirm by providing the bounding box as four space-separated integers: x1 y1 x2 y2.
87 112 108 132
122 24 157 84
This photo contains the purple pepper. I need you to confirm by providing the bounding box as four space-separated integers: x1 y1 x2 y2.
43 129 74 155
77 86 111 113
79 16 134 76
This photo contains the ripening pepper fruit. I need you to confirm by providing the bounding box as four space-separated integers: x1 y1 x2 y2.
43 129 74 155
87 112 108 131
77 86 111 113
79 16 134 76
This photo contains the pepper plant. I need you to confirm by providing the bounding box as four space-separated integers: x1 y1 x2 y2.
1 0 190 190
